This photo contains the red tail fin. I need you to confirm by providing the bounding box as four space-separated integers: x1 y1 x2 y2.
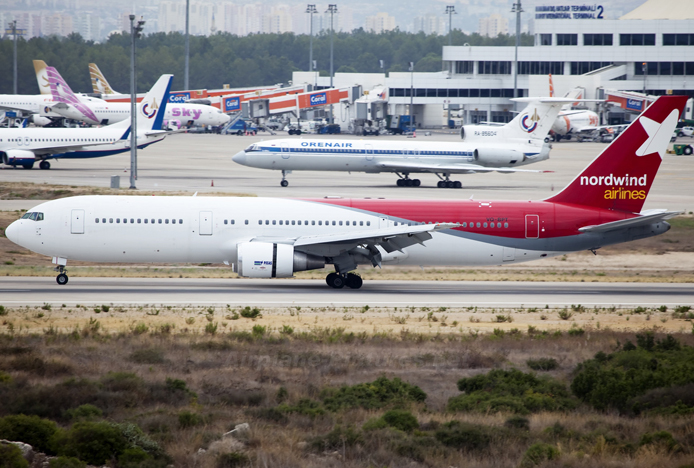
546 95 687 213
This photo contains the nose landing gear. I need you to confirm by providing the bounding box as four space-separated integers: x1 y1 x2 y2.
326 272 362 289
280 170 289 187
55 265 69 285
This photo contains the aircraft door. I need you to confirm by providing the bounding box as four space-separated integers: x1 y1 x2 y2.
365 144 373 161
525 215 539 239
199 211 213 236
502 247 515 262
71 210 85 234
281 143 290 159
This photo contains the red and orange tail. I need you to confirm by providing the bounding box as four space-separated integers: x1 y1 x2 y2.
546 95 687 213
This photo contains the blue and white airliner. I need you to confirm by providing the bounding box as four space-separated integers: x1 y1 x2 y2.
233 98 573 189
0 75 173 170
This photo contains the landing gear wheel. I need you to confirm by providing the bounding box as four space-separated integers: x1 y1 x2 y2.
280 180 289 187
56 273 68 285
413 179 421 187
22 163 33 169
346 273 363 289
446 181 455 188
326 272 345 289
437 181 444 188
405 179 414 187
453 181 462 189
396 179 404 187
39 161 50 170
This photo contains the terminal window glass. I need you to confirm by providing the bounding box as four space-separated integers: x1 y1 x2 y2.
458 89 469 97
540 34 552 46
448 89 459 97
480 89 490 97
390 88 405 97
584 34 612 46
456 61 473 74
556 34 577 46
620 33 655 46
663 34 694 46
437 89 448 97
415 88 426 97
687 63 694 75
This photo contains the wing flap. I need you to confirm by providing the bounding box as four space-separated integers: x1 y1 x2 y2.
378 161 551 174
293 222 457 248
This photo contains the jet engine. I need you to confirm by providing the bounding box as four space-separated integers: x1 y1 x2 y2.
473 148 525 167
29 114 52 127
1 149 36 168
236 242 325 278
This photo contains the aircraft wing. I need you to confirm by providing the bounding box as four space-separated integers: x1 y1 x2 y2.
0 104 35 115
378 161 553 174
253 222 459 266
578 210 683 233
576 124 629 134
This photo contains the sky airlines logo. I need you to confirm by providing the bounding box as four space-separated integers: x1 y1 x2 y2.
141 98 159 119
581 173 647 200
309 92 327 106
520 109 540 133
171 107 202 120
169 92 191 103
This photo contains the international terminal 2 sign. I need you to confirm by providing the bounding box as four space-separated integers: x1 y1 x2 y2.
535 4 604 19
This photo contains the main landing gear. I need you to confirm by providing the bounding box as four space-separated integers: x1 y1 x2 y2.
326 272 363 289
280 170 289 187
436 173 462 189
55 265 68 285
395 173 421 187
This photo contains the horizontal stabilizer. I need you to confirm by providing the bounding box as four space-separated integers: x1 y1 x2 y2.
578 210 682 233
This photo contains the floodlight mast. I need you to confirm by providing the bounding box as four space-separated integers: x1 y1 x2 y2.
129 15 145 190
326 4 337 124
511 0 523 111
445 6 456 47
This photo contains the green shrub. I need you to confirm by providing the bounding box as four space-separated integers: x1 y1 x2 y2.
251 325 266 337
279 325 293 335
381 409 419 432
519 442 560 467
275 386 288 402
571 338 694 413
239 307 261 319
0 414 60 454
129 348 166 364
118 447 151 467
505 415 530 430
448 369 575 414
205 322 218 335
0 371 11 384
526 358 558 371
52 421 128 466
321 376 426 411
48 457 86 468
639 430 680 453
361 417 388 431
277 399 324 417
0 443 29 468
178 411 204 428
434 421 491 452
216 452 250 468
65 404 102 421
0 305 6 316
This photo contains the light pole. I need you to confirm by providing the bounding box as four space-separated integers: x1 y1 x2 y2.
409 61 414 131
326 4 337 124
642 62 647 94
306 5 317 74
445 6 456 47
184 0 190 90
129 14 145 190
9 20 17 94
511 0 523 110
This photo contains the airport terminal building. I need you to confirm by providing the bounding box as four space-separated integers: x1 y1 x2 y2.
294 0 694 128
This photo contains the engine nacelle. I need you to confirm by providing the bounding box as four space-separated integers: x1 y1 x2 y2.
2 149 36 167
29 114 52 127
236 242 325 278
473 148 525 167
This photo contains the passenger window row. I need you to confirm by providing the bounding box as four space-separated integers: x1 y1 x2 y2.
462 222 509 228
95 218 184 225
250 219 373 227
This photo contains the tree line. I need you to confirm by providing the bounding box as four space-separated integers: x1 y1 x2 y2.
0 29 532 95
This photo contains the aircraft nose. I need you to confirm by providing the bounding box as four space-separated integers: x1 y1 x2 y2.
232 151 247 165
5 220 20 245
221 114 231 124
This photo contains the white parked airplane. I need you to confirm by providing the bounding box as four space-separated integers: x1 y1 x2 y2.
0 74 173 170
232 98 571 188
38 62 230 129
5 96 686 289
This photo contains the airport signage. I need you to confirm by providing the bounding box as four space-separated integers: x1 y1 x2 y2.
168 92 191 103
309 92 327 106
535 4 604 19
626 99 643 112
223 96 241 112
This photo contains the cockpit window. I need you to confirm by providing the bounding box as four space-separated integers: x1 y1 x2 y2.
21 212 43 221
244 144 259 152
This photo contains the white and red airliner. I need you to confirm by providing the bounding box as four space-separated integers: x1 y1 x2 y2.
5 96 686 289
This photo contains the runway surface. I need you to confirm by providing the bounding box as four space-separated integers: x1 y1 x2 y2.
2 277 693 308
